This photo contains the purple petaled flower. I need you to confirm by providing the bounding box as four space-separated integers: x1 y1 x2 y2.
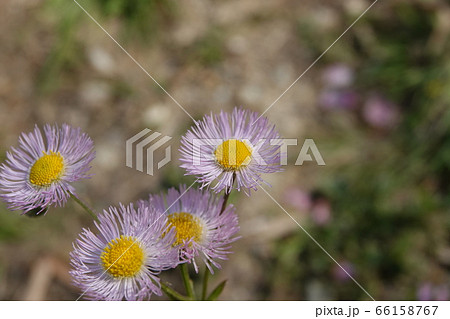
179 107 283 194
70 202 179 301
147 185 240 273
0 124 95 213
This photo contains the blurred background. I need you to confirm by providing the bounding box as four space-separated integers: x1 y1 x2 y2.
0 0 449 300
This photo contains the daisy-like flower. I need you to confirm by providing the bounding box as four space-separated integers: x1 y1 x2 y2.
148 185 240 273
179 107 282 194
70 202 179 301
0 124 94 213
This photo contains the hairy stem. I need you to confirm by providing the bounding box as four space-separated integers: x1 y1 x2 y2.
180 263 196 300
69 192 99 223
201 264 210 300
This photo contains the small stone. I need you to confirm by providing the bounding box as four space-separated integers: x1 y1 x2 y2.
87 46 115 75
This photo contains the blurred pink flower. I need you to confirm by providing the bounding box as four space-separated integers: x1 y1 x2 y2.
362 95 399 129
319 89 359 110
310 198 332 226
417 283 433 301
417 282 449 301
332 261 355 282
322 64 354 88
284 188 312 211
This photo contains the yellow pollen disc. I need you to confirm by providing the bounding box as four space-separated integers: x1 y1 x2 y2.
101 235 144 278
29 151 65 187
214 139 252 170
166 212 203 246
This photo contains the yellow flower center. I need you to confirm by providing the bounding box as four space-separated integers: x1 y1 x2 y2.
167 212 204 246
29 151 65 187
100 235 144 278
214 139 252 170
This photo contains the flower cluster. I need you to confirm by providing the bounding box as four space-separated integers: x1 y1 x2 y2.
71 186 240 300
0 107 282 300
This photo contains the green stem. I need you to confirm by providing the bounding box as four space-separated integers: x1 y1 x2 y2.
206 173 235 300
69 192 99 223
161 282 191 301
201 264 210 300
180 263 196 300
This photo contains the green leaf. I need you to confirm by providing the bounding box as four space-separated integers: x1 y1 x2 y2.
160 282 191 301
206 280 227 301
